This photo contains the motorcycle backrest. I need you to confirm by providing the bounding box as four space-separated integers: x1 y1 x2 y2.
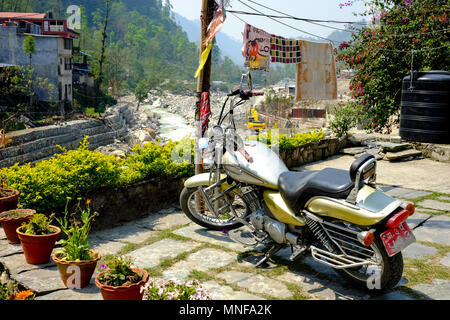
350 153 376 182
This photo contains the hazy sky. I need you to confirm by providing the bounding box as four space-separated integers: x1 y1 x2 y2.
169 0 368 41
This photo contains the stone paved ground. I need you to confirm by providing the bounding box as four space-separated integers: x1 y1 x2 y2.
1 181 449 300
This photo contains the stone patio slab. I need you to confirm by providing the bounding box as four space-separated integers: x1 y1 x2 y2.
11 266 66 295
162 248 236 280
91 221 159 243
135 210 191 230
411 215 450 245
128 238 202 269
217 271 292 299
379 187 431 199
173 225 263 252
402 243 437 260
36 284 102 300
87 236 127 256
413 279 450 300
440 253 450 267
0 250 56 275
202 280 265 300
0 240 23 258
417 200 450 212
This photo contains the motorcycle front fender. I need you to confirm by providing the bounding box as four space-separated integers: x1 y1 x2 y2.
184 173 227 188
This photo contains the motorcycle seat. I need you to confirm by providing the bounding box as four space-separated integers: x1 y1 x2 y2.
278 168 354 213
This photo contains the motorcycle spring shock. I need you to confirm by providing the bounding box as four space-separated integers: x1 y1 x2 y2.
305 216 334 252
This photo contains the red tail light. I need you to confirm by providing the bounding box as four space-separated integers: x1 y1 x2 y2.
386 209 410 229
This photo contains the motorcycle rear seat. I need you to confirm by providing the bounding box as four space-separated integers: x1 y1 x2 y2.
278 168 354 213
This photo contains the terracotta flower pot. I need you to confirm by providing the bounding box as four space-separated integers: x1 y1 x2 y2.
95 268 149 300
16 225 61 264
0 189 20 213
52 250 101 288
0 209 35 244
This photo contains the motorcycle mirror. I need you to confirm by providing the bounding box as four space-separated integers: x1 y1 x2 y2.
247 72 253 91
198 137 209 149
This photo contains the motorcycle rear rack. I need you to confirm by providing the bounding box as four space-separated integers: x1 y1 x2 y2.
309 245 373 269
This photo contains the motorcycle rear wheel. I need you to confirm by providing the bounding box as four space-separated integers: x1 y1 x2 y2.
180 186 248 231
334 237 404 293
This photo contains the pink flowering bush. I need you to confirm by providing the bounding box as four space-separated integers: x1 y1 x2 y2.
336 0 449 132
142 279 212 300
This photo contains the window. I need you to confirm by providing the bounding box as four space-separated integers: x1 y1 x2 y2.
64 38 72 50
64 58 73 70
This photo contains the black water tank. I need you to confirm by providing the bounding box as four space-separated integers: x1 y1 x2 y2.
400 71 450 144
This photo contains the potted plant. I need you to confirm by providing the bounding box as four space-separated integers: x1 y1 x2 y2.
16 213 61 264
95 255 149 300
0 175 20 213
142 279 212 300
0 209 35 243
52 199 101 289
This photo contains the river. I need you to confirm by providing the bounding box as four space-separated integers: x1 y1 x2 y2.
144 104 194 141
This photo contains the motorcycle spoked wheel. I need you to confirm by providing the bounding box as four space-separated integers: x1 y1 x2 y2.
332 235 404 293
180 186 249 231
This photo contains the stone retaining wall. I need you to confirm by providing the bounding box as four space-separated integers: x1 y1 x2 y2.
87 177 186 231
281 137 348 168
0 103 135 168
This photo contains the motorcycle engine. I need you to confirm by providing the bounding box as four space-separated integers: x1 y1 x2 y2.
249 209 299 245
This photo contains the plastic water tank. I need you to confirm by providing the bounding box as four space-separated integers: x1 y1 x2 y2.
400 71 450 144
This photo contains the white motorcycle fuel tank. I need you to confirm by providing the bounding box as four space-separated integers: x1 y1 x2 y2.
222 140 288 190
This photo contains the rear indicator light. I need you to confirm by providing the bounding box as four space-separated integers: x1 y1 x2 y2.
405 203 415 216
357 230 374 247
386 209 410 229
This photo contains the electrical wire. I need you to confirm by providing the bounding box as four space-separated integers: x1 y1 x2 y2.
236 0 337 43
237 0 450 38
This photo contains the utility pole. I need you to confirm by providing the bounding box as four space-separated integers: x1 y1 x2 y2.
195 0 215 175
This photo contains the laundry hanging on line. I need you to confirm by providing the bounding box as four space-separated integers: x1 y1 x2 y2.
241 23 271 72
295 41 337 100
270 35 302 64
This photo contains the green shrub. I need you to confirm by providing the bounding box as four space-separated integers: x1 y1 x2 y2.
248 130 326 151
329 102 361 138
0 137 121 213
0 137 194 215
119 139 194 184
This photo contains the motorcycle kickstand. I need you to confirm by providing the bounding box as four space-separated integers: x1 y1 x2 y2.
255 243 284 268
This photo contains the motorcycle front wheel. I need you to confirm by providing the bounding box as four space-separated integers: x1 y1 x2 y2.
180 186 249 231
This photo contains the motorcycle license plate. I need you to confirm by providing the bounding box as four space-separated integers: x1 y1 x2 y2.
381 222 415 257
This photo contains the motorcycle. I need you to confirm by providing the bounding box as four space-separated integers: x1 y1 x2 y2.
180 73 416 292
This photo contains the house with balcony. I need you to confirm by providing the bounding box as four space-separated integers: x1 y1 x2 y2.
0 12 79 111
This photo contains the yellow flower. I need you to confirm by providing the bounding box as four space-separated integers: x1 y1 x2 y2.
15 290 34 300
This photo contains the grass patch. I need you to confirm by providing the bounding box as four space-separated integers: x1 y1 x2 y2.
403 258 450 287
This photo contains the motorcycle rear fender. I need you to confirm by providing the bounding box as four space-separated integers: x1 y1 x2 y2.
305 185 403 226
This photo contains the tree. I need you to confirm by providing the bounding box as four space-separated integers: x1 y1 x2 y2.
336 0 449 132
133 80 149 112
23 35 35 67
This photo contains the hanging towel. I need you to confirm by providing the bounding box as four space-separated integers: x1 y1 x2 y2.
204 8 226 47
200 92 211 136
270 35 302 64
296 41 337 100
242 23 271 72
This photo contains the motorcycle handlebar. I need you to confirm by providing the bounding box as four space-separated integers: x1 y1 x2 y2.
227 89 265 98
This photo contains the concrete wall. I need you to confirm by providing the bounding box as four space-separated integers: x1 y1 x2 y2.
0 25 70 103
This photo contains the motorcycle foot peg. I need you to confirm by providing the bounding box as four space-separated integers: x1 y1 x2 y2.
289 246 307 261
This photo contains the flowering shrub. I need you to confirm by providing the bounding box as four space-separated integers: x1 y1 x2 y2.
329 101 363 137
142 279 211 300
0 283 34 300
336 0 450 132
